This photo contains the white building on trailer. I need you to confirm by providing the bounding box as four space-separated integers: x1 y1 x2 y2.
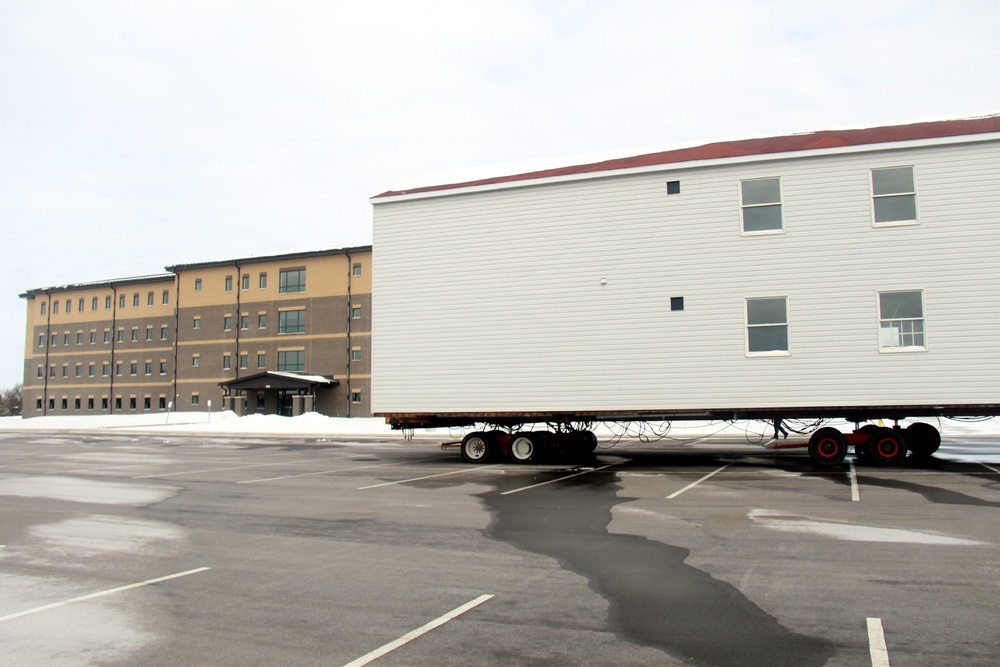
370 116 1000 464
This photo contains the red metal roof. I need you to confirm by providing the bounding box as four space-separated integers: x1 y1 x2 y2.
373 115 1000 199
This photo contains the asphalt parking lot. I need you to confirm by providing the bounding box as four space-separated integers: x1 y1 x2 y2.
1 431 999 666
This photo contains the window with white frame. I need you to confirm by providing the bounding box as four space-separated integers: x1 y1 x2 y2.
871 166 917 225
745 297 789 354
878 290 925 350
740 177 783 233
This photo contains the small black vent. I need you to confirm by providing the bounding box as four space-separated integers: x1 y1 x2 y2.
666 181 680 195
670 296 684 311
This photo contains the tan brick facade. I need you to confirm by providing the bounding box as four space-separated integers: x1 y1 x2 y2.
20 246 372 419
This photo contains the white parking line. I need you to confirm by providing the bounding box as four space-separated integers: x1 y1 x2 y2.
133 455 355 479
850 461 861 502
980 463 1000 475
0 567 210 624
666 463 732 499
358 464 501 490
238 458 440 484
867 617 890 666
499 464 621 496
341 594 493 667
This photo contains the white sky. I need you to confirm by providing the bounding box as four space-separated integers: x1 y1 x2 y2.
3 0 1000 386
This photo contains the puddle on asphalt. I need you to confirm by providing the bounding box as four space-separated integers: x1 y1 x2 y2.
0 571 153 665
0 476 178 506
28 515 186 560
479 470 834 666
60 452 178 465
859 477 1000 507
749 509 990 546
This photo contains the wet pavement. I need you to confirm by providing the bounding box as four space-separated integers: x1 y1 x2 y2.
1 432 999 666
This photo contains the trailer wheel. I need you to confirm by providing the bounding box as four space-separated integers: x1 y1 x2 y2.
577 430 598 454
560 430 597 455
461 432 493 463
808 428 847 466
905 422 941 457
869 428 907 466
509 432 540 463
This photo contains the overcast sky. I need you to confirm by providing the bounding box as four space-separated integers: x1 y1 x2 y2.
3 0 1000 388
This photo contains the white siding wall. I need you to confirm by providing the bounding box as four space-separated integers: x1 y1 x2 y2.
372 140 1000 415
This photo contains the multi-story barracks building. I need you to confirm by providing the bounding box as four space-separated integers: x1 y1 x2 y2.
20 245 371 419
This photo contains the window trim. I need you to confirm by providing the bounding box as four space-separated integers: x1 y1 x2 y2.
278 309 306 334
744 296 791 357
877 289 927 353
276 349 305 372
870 165 919 228
739 176 784 236
278 268 306 294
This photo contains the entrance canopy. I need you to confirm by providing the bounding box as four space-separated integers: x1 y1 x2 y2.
220 371 338 392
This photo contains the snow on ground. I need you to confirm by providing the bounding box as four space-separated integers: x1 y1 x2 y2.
1 413 999 440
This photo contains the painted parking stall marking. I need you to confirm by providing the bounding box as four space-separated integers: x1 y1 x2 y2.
341 594 493 667
238 457 441 484
666 463 732 499
499 463 623 496
867 617 890 666
358 464 501 489
0 567 211 624
133 454 356 479
849 461 861 502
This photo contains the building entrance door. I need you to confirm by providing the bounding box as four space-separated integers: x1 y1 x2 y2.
277 390 295 417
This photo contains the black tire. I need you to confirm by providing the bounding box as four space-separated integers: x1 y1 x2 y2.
575 430 598 454
509 432 541 463
461 432 493 464
868 427 907 465
557 430 597 455
808 427 848 466
905 422 941 457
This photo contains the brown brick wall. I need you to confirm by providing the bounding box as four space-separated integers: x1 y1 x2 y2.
21 250 373 419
